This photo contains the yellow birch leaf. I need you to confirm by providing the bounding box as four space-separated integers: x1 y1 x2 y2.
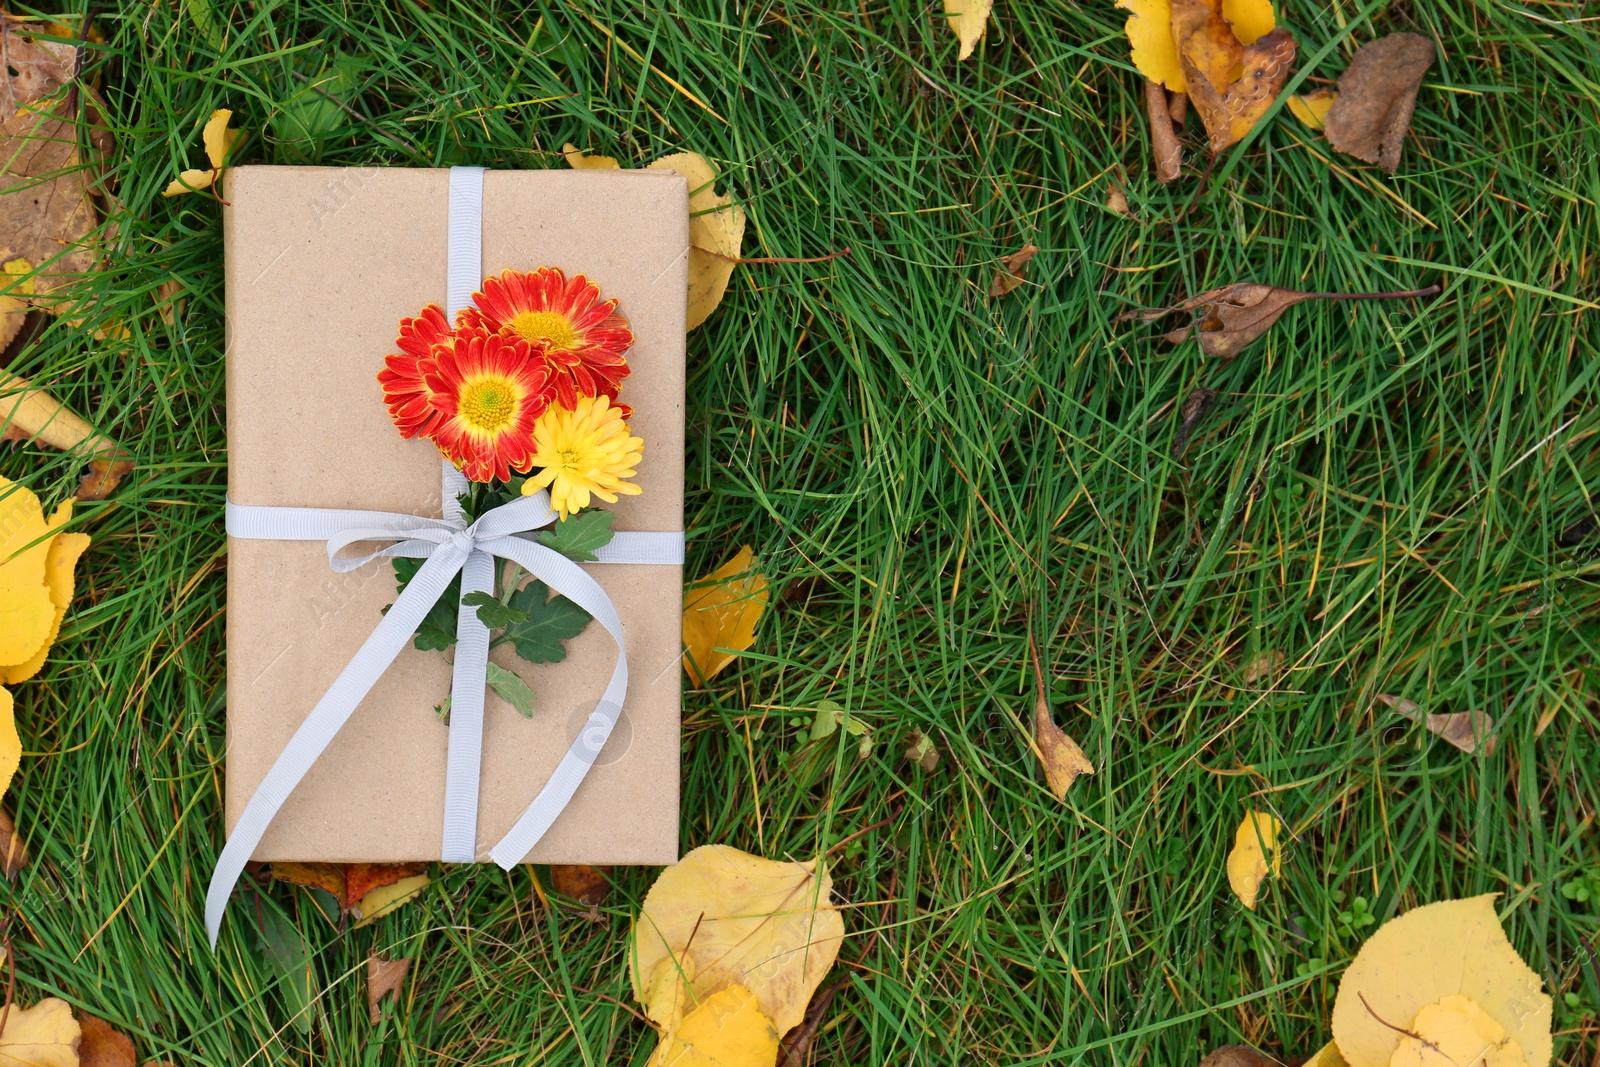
681 546 768 685
642 953 698 1034
161 168 215 197
1288 89 1338 129
1116 0 1186 91
1330 895 1552 1067
0 520 89 685
646 984 779 1067
0 686 19 806
646 152 745 331
0 997 80 1067
1225 811 1280 910
0 477 58 666
562 143 620 170
630 844 844 1035
943 0 994 62
202 107 242 169
1221 0 1276 46
1390 995 1530 1067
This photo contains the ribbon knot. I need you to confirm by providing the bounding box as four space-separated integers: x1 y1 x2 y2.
207 464 682 946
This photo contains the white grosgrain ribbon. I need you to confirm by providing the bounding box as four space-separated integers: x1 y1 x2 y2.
205 166 684 946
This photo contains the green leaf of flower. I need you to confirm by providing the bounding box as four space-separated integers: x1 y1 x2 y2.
461 590 530 630
487 662 536 718
392 557 461 652
502 580 592 663
535 509 616 562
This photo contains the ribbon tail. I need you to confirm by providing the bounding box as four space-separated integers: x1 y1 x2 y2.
204 545 469 947
441 549 494 862
480 538 628 868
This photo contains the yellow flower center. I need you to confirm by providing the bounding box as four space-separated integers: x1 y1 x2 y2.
508 310 579 351
558 448 582 471
458 376 518 433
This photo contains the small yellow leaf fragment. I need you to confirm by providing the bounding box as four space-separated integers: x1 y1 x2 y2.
1117 0 1186 91
1390 995 1531 1067
1288 89 1338 129
943 0 995 61
1225 811 1280 909
352 873 429 926
1221 0 1276 46
0 997 81 1067
162 168 215 197
646 152 746 330
630 844 843 1035
202 107 243 169
562 143 621 170
0 687 19 807
647 984 779 1067
1302 1041 1350 1067
1330 895 1552 1067
682 546 768 685
1033 700 1094 800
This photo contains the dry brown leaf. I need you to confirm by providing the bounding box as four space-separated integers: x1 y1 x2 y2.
1106 182 1133 218
1128 282 1438 360
270 861 429 913
646 152 745 331
904 729 940 772
0 997 79 1067
155 279 184 326
1198 1047 1285 1067
1 18 101 315
561 142 620 170
1287 89 1338 130
0 807 27 878
1174 0 1298 154
0 370 132 499
1329 895 1551 1067
989 244 1040 297
1240 649 1284 686
943 0 995 61
777 979 844 1067
1027 633 1094 800
1145 80 1183 182
78 1013 135 1067
551 863 610 906
1323 34 1435 175
1170 385 1217 459
367 953 411 1024
1376 693 1495 755
630 843 844 1035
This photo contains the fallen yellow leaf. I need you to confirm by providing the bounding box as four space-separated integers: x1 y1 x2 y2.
1174 0 1298 153
1288 89 1338 129
1301 1041 1350 1067
353 873 430 926
943 0 994 61
162 108 243 196
1116 0 1185 91
0 687 19 807
1329 895 1552 1067
1225 811 1280 910
561 142 620 170
647 984 779 1067
1221 0 1276 46
1391 994 1529 1067
0 369 133 499
0 997 80 1067
682 546 768 685
1027 632 1093 800
367 952 411 1024
630 843 843 1034
646 152 745 331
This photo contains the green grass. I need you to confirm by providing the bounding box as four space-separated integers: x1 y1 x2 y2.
3 0 1599 1062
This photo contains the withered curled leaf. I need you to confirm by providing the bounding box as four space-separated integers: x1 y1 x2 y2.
1172 0 1297 153
1324 33 1436 175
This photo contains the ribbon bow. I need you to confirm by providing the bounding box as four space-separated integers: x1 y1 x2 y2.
207 462 682 944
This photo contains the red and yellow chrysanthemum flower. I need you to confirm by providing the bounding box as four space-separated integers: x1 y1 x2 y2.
458 267 634 410
378 304 453 439
523 395 643 520
424 332 552 483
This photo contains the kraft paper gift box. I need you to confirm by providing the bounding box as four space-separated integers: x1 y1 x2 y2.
223 166 686 863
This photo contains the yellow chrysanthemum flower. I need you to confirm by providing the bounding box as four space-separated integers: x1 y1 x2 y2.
523 395 643 520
